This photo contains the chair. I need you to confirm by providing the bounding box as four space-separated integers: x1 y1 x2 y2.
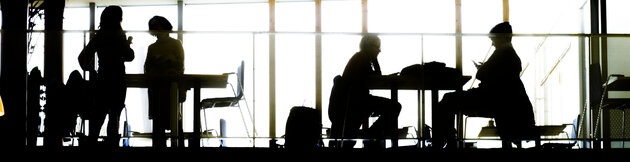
328 75 369 148
200 61 255 138
591 63 630 148
328 75 386 148
475 122 568 148
463 65 607 149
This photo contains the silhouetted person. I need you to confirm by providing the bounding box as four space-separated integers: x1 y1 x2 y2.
78 5 134 147
329 34 401 148
433 22 536 149
43 76 67 148
27 67 43 147
65 70 93 134
144 16 185 148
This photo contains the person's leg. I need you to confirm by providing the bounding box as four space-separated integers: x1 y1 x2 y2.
150 84 168 148
88 108 106 147
366 95 401 139
432 92 459 148
336 97 374 148
106 106 123 147
100 80 127 147
433 89 494 149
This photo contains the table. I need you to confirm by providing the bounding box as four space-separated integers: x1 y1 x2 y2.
126 74 228 148
600 75 630 148
367 75 471 148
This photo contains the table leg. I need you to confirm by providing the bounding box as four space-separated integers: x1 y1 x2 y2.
431 89 438 146
170 82 179 147
391 87 399 148
192 82 201 148
418 90 424 148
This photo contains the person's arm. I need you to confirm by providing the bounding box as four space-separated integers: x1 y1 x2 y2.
78 35 98 72
144 46 154 74
176 40 185 74
121 33 135 62
475 49 520 82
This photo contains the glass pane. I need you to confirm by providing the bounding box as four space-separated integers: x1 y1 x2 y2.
253 33 271 138
276 1 315 32
182 32 255 138
510 0 587 34
184 3 268 31
321 0 361 32
461 0 502 33
274 33 316 136
369 0 454 33
64 7 90 30
96 5 178 31
607 0 630 33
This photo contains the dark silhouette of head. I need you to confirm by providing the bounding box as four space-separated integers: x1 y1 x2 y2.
149 16 173 31
100 5 123 30
490 22 512 46
30 67 41 78
149 16 173 37
359 33 381 58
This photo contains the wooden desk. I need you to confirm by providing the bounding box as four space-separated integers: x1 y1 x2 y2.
126 74 228 148
367 75 471 148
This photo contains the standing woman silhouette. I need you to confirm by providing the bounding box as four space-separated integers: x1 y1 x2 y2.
144 16 185 148
79 5 134 147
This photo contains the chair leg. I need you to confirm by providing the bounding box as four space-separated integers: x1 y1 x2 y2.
236 104 251 137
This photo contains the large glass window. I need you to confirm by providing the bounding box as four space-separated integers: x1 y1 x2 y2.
41 0 595 148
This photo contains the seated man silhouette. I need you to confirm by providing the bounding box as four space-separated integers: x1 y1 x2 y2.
329 34 401 148
433 22 537 149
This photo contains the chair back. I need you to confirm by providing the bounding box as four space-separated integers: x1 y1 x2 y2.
235 60 245 99
589 63 603 107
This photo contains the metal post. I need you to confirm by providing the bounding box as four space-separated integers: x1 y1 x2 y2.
177 0 184 42
578 0 589 149
454 0 463 148
589 0 602 149
89 2 95 32
362 0 368 33
599 0 611 150
192 82 201 148
455 0 462 71
269 0 277 140
315 1 324 146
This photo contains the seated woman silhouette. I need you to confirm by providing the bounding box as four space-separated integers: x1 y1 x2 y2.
328 34 401 148
144 16 185 148
433 22 536 149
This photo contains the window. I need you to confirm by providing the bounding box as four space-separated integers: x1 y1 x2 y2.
185 3 268 31
37 0 593 148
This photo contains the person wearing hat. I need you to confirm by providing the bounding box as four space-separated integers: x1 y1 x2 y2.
432 22 536 149
144 16 186 148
